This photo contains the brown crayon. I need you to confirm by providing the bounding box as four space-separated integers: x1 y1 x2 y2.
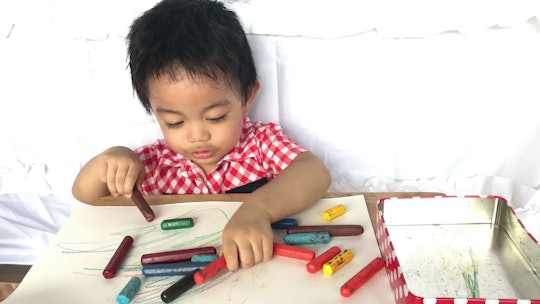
131 187 155 222
286 224 364 236
141 247 217 266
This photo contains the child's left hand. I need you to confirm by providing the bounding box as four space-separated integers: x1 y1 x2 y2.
220 203 274 271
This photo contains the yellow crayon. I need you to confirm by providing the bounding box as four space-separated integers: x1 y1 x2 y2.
322 204 347 222
323 249 354 276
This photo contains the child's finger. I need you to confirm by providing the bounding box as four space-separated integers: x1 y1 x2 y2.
237 242 256 269
123 165 141 197
262 238 273 262
106 164 120 195
249 239 265 264
114 166 130 195
222 240 240 272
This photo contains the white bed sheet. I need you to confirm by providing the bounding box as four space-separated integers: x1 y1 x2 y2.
0 194 75 264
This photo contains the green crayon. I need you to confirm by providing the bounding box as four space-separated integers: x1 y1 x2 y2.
161 218 194 230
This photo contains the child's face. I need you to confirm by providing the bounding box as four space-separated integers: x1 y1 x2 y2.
148 75 257 175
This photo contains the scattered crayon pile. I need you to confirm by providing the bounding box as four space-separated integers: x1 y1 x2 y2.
103 203 386 303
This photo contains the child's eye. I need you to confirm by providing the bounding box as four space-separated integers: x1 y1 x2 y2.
166 121 184 128
208 114 227 123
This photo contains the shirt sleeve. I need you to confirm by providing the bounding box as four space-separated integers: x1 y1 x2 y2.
255 122 307 176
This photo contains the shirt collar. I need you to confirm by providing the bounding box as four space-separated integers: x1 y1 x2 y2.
156 140 192 169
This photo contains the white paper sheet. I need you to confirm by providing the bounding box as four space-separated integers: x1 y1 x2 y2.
5 195 394 304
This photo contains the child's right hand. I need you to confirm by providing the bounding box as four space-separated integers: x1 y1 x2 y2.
96 146 144 197
72 146 144 203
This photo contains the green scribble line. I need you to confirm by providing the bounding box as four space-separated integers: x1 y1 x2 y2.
172 230 222 248
462 247 479 298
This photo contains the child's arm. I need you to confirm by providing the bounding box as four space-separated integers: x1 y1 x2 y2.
221 151 331 271
72 146 144 204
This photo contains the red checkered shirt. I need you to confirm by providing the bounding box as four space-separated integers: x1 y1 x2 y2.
134 118 306 195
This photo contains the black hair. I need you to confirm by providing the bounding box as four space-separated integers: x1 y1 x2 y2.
127 0 257 114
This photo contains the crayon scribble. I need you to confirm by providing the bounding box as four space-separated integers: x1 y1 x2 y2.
462 247 480 298
55 206 235 303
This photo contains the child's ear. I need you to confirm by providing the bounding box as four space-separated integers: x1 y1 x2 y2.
243 81 260 117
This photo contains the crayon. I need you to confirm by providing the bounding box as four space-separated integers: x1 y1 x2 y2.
116 277 141 304
103 236 134 279
142 261 210 277
306 246 341 273
322 204 347 222
193 255 227 285
272 242 316 261
271 218 299 229
283 232 331 245
340 257 386 298
191 254 219 263
161 218 194 230
141 246 216 266
323 249 354 276
286 224 364 236
161 269 198 303
131 187 155 222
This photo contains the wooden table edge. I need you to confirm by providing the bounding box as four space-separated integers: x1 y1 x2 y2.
93 191 446 231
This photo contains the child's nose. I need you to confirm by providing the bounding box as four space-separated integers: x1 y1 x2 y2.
186 124 210 143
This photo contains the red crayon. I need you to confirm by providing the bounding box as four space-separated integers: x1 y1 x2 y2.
306 246 341 273
141 247 217 266
194 255 227 285
287 224 364 236
131 187 155 222
272 242 316 261
103 236 134 279
340 257 386 298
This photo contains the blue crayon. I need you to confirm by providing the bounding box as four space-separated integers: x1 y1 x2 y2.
283 232 332 245
191 254 219 263
271 218 299 230
142 261 210 277
116 277 141 304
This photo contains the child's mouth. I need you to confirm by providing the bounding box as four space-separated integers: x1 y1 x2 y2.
192 150 214 159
